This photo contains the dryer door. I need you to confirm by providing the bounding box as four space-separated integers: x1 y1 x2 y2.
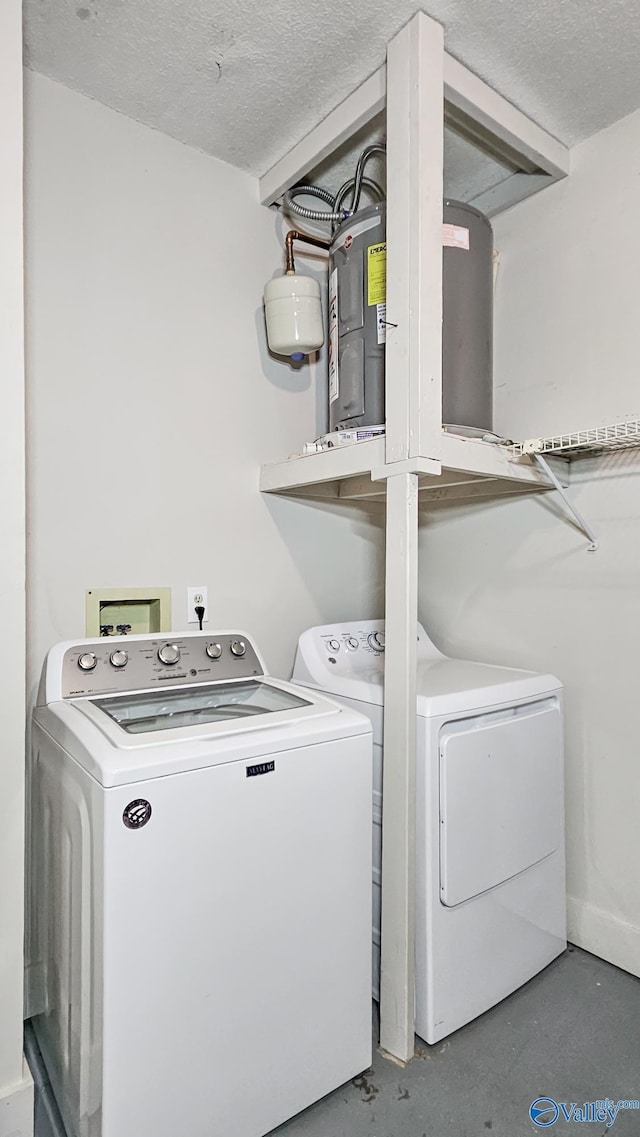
439 699 563 907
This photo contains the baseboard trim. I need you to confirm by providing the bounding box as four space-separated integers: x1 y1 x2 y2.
0 1064 34 1137
568 894 640 977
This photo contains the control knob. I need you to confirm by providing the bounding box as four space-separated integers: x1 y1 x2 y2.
327 639 341 653
157 643 181 666
367 630 385 652
110 649 128 669
78 652 97 671
345 636 359 650
230 640 246 657
206 642 222 660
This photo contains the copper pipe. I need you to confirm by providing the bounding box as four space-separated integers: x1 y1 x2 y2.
285 229 331 274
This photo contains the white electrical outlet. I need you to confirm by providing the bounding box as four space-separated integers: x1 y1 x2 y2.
187 586 208 624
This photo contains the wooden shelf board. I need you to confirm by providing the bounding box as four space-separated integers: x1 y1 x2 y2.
260 432 564 503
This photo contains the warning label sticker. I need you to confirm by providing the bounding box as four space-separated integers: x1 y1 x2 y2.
328 267 339 404
376 303 387 345
442 223 470 250
367 243 387 306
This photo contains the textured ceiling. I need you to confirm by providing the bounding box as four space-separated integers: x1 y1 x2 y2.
23 0 640 177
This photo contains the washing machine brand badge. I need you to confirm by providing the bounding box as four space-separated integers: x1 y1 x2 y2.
123 799 152 829
246 761 275 778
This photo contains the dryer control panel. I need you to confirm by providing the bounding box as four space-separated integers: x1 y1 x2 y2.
309 622 388 688
294 620 444 684
60 633 264 699
323 625 386 659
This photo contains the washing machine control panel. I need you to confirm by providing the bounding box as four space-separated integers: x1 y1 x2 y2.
61 633 264 698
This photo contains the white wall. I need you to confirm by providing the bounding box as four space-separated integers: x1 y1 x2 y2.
0 5 33 1135
24 73 384 702
420 107 640 976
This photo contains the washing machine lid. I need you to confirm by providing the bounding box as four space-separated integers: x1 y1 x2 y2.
90 678 309 735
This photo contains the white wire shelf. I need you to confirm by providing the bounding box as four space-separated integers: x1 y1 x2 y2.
511 419 640 457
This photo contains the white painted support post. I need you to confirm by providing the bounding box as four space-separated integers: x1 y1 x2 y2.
378 10 444 1063
379 471 419 1062
385 13 444 466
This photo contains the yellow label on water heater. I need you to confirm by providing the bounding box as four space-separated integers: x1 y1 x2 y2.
367 243 387 306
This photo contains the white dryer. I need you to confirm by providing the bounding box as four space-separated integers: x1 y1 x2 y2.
293 620 566 1044
28 630 373 1137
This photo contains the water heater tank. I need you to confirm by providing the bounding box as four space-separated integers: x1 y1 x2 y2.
329 202 386 432
442 200 493 432
325 198 493 433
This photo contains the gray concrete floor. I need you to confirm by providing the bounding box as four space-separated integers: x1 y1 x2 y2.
274 947 640 1137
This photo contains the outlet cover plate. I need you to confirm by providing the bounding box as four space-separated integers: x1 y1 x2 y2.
187 586 208 623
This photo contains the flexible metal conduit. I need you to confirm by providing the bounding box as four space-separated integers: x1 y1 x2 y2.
282 145 386 228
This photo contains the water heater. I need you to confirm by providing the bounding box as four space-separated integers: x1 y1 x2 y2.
328 200 493 432
329 202 386 431
442 200 493 432
266 147 495 435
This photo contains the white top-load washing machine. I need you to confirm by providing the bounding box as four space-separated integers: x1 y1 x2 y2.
293 620 566 1045
28 630 373 1137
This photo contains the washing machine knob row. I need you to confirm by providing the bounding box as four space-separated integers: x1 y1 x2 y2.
78 639 248 672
